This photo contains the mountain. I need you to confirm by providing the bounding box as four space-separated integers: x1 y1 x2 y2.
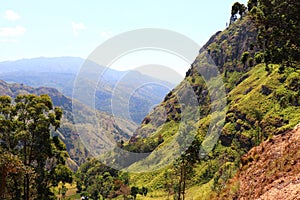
0 57 83 74
108 9 300 200
0 80 137 169
0 57 175 124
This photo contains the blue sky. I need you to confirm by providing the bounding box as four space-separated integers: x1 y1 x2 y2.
0 0 247 75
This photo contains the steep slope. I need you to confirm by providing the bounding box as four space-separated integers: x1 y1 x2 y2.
0 80 137 168
133 14 258 140
219 124 300 200
118 14 300 199
0 57 174 124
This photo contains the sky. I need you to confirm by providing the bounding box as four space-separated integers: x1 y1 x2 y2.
0 0 247 77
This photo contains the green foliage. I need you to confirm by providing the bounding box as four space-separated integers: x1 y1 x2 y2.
254 52 264 64
123 135 163 153
224 71 243 91
125 62 299 199
251 0 300 68
286 72 300 92
76 158 137 199
248 57 254 67
241 51 250 66
164 137 202 200
247 0 257 11
131 186 139 199
140 186 148 196
231 2 240 16
53 164 73 185
231 2 247 23
0 94 72 200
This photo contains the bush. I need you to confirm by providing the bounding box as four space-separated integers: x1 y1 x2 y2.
286 72 300 91
241 52 250 65
248 57 254 67
254 52 264 64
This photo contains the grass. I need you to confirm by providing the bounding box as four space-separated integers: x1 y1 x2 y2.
125 62 300 200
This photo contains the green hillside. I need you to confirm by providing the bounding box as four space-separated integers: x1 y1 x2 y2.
104 1 300 199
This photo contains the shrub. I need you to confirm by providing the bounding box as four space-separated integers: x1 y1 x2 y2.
241 52 250 66
254 52 264 64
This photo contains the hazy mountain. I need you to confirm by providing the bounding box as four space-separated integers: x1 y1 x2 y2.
0 57 175 124
0 57 83 74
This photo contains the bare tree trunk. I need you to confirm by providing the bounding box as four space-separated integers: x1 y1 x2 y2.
0 168 6 199
26 174 30 200
182 165 186 200
177 166 183 200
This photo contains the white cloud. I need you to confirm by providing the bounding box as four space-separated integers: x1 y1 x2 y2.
0 26 26 37
4 10 20 21
72 22 86 36
100 30 113 39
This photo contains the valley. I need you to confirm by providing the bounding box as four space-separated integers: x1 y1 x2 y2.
0 0 300 199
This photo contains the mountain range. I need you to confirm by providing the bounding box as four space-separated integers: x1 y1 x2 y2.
0 57 175 124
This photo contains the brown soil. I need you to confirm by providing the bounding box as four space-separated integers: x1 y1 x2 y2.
221 124 300 200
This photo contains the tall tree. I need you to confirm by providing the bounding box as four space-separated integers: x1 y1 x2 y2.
0 94 72 200
173 137 201 200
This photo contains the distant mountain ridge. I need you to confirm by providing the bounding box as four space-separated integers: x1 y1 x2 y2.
0 57 175 124
0 57 84 74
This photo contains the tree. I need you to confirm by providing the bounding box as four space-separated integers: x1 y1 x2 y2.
130 186 139 200
241 51 250 67
163 169 174 199
0 94 72 199
53 164 73 185
238 3 247 18
247 0 258 11
231 2 241 17
230 2 247 24
252 0 300 68
0 147 25 199
173 137 201 200
248 57 255 67
140 186 148 196
87 183 100 200
76 158 124 199
99 172 114 199
254 52 264 64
